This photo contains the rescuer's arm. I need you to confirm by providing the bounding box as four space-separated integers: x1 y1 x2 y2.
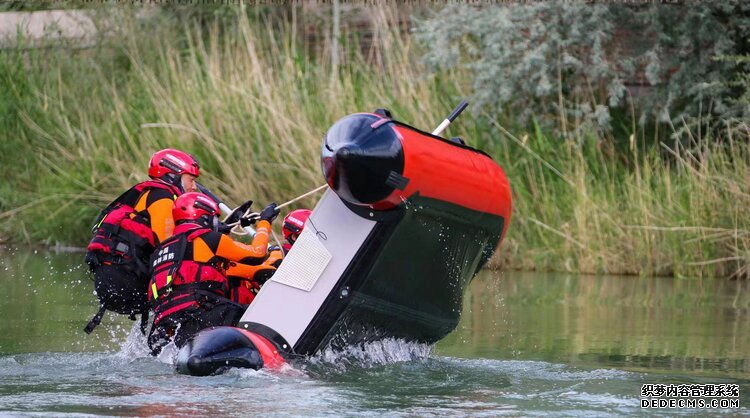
214 219 272 264
194 203 279 265
225 247 282 279
226 263 270 280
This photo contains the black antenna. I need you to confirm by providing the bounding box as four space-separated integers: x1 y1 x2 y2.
432 99 469 136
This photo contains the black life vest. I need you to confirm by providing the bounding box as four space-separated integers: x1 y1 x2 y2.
83 180 181 335
86 180 181 277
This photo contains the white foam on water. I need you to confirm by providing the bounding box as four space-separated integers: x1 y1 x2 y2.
312 339 435 371
487 359 633 381
226 364 306 382
559 390 637 409
0 356 19 366
234 361 306 379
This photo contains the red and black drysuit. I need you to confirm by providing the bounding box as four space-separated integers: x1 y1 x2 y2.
146 219 271 355
84 180 181 333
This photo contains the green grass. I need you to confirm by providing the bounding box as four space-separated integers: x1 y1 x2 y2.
484 120 750 279
0 6 747 278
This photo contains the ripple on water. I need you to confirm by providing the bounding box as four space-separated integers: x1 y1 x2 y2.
0 332 744 416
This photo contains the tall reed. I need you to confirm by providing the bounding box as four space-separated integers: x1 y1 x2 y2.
0 5 747 278
485 119 750 279
0 6 459 243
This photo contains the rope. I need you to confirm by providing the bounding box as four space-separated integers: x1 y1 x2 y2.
271 229 284 250
223 183 327 236
276 184 327 210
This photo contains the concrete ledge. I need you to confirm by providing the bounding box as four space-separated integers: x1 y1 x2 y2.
0 10 97 48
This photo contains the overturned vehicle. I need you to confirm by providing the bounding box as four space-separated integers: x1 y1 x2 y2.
177 106 512 376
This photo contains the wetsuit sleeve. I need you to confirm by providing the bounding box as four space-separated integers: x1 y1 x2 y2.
215 220 271 264
226 263 263 279
194 220 272 266
145 189 176 244
226 247 282 279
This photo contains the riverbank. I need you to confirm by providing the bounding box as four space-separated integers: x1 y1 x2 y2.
0 7 747 278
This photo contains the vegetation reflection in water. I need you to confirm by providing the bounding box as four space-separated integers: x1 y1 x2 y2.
438 270 750 378
0 248 124 353
1 249 749 415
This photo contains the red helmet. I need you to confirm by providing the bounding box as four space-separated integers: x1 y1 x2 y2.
173 192 219 229
148 149 200 183
283 209 312 245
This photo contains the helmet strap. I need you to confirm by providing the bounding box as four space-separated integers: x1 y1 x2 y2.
286 234 298 246
161 173 183 191
196 214 219 231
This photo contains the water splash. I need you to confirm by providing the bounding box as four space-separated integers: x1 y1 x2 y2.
155 343 179 365
114 323 188 369
311 339 434 372
114 322 151 360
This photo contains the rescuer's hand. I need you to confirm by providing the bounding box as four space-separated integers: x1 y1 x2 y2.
240 214 257 227
259 203 280 223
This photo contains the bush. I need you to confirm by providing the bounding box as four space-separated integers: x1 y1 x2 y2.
415 2 750 138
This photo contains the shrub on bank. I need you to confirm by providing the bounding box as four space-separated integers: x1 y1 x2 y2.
0 5 747 278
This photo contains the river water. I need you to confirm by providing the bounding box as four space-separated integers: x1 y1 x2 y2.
0 248 748 416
